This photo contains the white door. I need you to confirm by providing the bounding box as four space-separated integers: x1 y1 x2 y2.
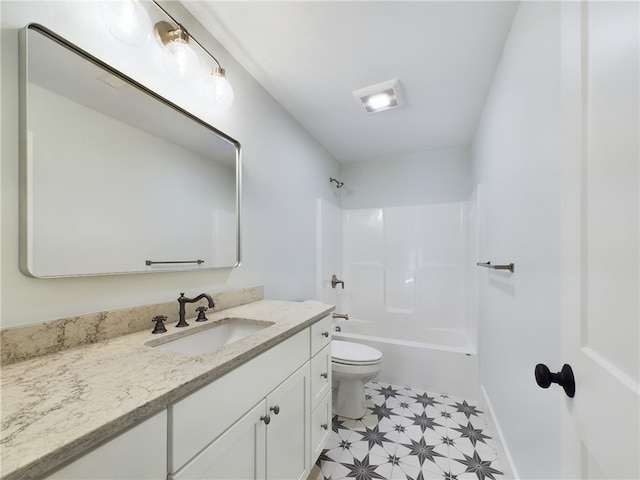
560 2 639 479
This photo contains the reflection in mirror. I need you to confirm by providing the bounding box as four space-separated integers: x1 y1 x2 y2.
20 24 241 277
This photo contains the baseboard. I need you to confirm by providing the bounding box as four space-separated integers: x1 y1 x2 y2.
480 385 520 479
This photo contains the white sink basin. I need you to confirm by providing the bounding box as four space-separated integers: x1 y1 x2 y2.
149 318 273 355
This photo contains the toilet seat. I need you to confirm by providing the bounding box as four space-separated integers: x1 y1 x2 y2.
332 340 382 366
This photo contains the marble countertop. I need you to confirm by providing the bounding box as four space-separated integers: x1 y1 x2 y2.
0 299 334 480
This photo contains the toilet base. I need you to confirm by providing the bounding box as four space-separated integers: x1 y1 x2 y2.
334 378 368 419
331 341 383 420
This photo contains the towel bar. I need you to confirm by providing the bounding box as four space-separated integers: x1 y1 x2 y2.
145 259 205 266
476 261 515 273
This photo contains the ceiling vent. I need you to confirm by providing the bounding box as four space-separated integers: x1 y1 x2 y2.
353 78 403 114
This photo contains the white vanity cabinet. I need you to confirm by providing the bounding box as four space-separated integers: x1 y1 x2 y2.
172 364 310 480
41 316 332 480
40 411 167 480
169 328 314 480
309 316 333 463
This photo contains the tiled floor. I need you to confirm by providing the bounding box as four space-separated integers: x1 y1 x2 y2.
309 381 506 480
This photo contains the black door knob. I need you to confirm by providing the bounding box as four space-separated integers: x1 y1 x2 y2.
535 363 575 398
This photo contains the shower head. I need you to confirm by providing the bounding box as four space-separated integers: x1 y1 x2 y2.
330 177 344 188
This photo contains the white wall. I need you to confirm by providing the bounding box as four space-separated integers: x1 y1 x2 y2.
0 1 340 327
473 3 562 478
315 199 343 308
340 145 473 209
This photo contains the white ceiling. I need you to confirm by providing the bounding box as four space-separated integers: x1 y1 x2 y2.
185 1 519 163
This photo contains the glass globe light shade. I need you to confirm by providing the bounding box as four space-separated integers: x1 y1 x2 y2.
162 40 200 83
201 71 235 111
100 0 151 47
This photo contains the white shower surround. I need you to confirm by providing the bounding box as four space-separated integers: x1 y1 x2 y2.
342 202 477 335
317 196 479 398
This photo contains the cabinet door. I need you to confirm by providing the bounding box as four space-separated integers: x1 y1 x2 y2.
265 363 311 480
171 401 267 480
42 411 167 480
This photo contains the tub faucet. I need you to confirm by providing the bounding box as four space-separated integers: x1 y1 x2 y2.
332 313 349 320
177 292 215 327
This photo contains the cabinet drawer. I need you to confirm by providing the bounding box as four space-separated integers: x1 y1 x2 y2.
310 315 332 356
310 343 331 410
170 329 309 472
310 391 332 465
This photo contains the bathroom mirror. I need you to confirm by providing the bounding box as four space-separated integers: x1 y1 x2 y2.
19 24 241 277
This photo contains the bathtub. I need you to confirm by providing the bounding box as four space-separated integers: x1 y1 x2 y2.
332 319 479 399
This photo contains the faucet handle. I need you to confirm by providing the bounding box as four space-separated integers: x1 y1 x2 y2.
195 306 208 322
331 275 345 289
151 315 168 334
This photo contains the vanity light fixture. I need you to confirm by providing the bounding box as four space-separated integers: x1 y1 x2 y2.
100 0 152 47
103 0 234 109
154 20 200 83
200 66 235 112
353 78 403 114
151 0 234 108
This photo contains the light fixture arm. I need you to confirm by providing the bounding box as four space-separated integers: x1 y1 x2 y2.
150 0 225 75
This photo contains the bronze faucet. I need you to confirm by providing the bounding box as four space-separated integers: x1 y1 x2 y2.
177 292 215 327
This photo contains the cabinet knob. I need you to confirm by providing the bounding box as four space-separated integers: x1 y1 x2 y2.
321 423 328 430
270 405 280 415
260 414 271 425
320 372 328 379
322 331 329 337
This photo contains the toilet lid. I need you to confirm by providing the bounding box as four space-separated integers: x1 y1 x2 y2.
332 340 382 365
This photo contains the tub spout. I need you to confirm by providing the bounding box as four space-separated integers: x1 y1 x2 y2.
332 313 349 320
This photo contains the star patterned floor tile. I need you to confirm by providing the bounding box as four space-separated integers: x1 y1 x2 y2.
450 421 492 448
447 413 489 431
359 414 385 430
311 382 506 480
467 439 501 463
396 452 450 480
450 450 504 480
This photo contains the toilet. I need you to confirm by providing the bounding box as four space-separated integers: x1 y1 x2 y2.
331 340 383 419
